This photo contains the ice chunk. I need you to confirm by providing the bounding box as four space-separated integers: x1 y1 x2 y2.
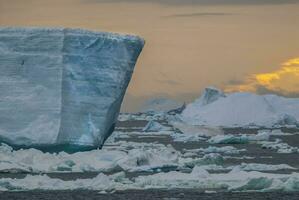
134 170 299 192
1 170 299 192
0 27 144 152
208 132 270 144
142 120 172 132
117 144 179 172
232 163 296 172
184 146 245 155
208 135 249 144
190 166 210 178
0 142 180 173
171 122 223 137
259 139 299 154
0 173 120 191
181 153 224 168
248 131 270 141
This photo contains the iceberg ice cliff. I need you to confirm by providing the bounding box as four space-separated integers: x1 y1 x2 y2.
0 27 144 152
182 87 299 128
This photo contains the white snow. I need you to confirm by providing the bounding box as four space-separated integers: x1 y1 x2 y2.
182 87 299 127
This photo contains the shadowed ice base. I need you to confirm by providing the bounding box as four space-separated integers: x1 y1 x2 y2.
0 124 115 153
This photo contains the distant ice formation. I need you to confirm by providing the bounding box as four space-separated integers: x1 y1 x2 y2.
141 98 182 112
182 87 299 128
0 27 144 152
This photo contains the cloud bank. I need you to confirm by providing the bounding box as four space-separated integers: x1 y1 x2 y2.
86 0 299 5
225 58 299 97
163 12 234 18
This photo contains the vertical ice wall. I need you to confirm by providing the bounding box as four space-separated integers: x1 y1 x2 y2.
0 27 144 152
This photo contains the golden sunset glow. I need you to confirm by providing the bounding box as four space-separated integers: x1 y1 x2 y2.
225 58 299 96
284 58 299 66
255 73 280 86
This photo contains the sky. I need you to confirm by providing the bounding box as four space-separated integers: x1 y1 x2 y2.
1 0 299 112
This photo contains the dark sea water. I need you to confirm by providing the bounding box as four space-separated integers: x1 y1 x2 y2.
2 190 299 200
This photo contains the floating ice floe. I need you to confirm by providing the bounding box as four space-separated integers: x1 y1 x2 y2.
0 172 128 191
118 112 168 121
171 133 207 143
258 129 293 136
231 163 296 172
208 135 249 144
134 167 299 192
2 167 299 192
3 141 280 174
181 153 224 168
208 132 271 144
168 121 223 143
182 87 299 128
117 113 135 121
0 142 180 173
183 146 246 155
259 139 299 154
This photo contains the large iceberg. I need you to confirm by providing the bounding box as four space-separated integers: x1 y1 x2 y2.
182 87 299 128
0 27 144 152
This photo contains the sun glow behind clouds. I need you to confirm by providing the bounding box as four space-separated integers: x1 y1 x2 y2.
225 58 299 96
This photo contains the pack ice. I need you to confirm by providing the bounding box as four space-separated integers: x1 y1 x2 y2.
182 87 299 127
0 27 144 152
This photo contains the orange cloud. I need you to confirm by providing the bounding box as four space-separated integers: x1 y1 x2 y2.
225 58 299 96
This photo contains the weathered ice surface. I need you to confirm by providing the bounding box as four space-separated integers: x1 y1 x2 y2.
0 27 144 152
182 87 299 128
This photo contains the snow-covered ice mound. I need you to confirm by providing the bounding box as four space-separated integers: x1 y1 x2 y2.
0 27 144 152
182 87 299 128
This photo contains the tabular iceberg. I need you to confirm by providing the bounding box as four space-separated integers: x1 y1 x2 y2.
0 27 144 152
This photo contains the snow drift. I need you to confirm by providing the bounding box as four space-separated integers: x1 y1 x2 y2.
182 87 299 127
0 27 144 152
